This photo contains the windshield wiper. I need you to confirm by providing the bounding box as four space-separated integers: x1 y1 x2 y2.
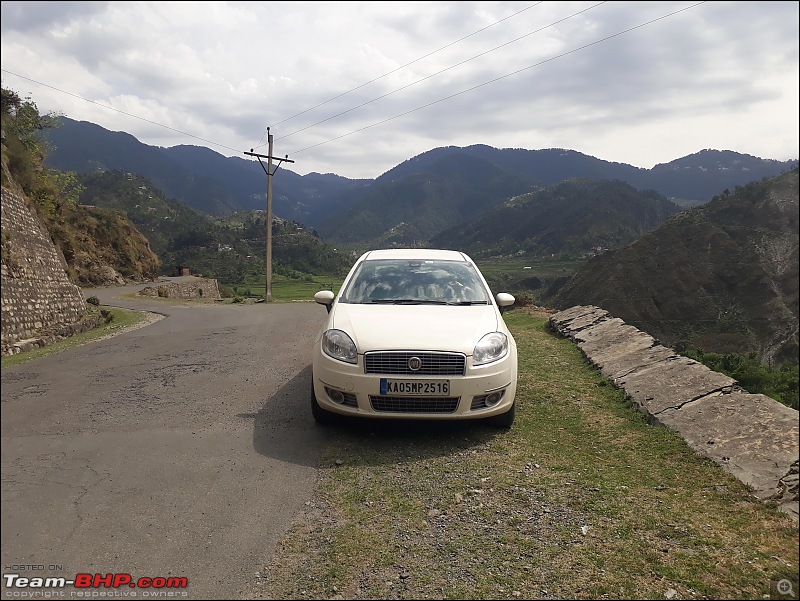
366 299 447 305
445 300 489 305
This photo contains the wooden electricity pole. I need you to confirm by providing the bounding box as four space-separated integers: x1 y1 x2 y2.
245 129 294 302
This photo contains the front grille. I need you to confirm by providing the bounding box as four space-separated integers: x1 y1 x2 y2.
364 351 466 376
369 395 459 413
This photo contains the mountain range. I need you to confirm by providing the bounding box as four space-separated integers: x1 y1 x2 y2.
43 118 797 241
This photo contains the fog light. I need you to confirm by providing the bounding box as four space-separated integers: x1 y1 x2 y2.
325 387 345 404
485 391 504 407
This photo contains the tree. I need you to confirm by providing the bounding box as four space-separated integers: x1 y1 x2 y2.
1 86 62 197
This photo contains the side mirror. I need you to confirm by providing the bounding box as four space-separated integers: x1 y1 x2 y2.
496 293 515 314
314 290 335 313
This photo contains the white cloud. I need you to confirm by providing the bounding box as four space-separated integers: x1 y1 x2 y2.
2 0 797 179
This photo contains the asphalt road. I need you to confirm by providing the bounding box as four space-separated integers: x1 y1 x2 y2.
1 283 331 599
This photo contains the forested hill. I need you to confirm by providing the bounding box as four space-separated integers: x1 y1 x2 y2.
76 170 353 284
2 87 159 286
548 169 800 365
430 179 682 259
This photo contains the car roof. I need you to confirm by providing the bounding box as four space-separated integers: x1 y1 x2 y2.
360 248 473 262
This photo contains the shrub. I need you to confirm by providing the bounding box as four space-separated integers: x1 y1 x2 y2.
86 296 100 306
512 291 535 308
684 348 798 410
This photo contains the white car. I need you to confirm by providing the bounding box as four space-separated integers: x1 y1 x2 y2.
311 248 518 427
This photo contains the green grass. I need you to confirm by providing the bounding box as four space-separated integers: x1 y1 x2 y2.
256 308 799 600
233 274 344 302
476 256 583 279
475 257 583 303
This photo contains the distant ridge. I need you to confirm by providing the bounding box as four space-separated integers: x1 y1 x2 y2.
43 118 797 235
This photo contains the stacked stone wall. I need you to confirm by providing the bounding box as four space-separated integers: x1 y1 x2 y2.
138 279 221 300
549 305 799 518
1 188 90 356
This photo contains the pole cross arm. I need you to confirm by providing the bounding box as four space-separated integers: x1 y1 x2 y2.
244 150 295 176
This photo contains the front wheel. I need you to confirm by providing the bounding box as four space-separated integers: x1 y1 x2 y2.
486 402 515 429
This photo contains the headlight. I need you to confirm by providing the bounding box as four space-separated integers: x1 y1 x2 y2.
322 329 357 364
473 332 508 365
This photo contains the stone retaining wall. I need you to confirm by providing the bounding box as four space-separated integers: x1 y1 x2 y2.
549 305 799 518
1 188 89 356
138 278 221 300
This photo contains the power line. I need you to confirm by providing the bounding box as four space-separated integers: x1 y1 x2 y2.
274 2 607 144
254 2 545 150
0 2 556 157
0 69 242 155
286 1 707 157
1 2 707 163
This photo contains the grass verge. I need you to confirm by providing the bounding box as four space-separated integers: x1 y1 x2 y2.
1 307 158 368
249 308 799 600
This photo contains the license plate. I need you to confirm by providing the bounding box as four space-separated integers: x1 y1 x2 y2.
380 379 450 396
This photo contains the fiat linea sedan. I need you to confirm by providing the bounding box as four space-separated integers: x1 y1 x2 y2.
311 249 518 427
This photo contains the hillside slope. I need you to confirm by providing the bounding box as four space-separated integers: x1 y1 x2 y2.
548 170 800 363
431 178 682 258
77 170 352 283
1 88 159 287
43 117 371 223
316 154 536 246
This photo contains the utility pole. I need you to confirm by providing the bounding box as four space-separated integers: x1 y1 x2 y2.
245 129 294 302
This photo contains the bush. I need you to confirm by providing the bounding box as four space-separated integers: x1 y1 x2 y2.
684 349 798 410
86 296 100 306
511 291 535 308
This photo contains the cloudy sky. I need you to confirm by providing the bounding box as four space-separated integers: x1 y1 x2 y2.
1 1 797 179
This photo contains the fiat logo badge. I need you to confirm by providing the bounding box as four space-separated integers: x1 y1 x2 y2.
408 356 422 371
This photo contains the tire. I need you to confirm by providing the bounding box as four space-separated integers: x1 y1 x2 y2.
310 379 337 425
486 402 515 429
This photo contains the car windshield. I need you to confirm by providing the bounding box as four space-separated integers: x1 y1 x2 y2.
340 259 491 305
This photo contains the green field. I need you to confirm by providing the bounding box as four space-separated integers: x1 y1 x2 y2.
475 257 583 302
233 274 345 302
231 258 584 304
476 256 583 278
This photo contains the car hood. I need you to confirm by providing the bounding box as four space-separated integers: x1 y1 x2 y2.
329 303 503 354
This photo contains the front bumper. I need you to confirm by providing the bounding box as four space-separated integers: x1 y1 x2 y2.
312 345 517 420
